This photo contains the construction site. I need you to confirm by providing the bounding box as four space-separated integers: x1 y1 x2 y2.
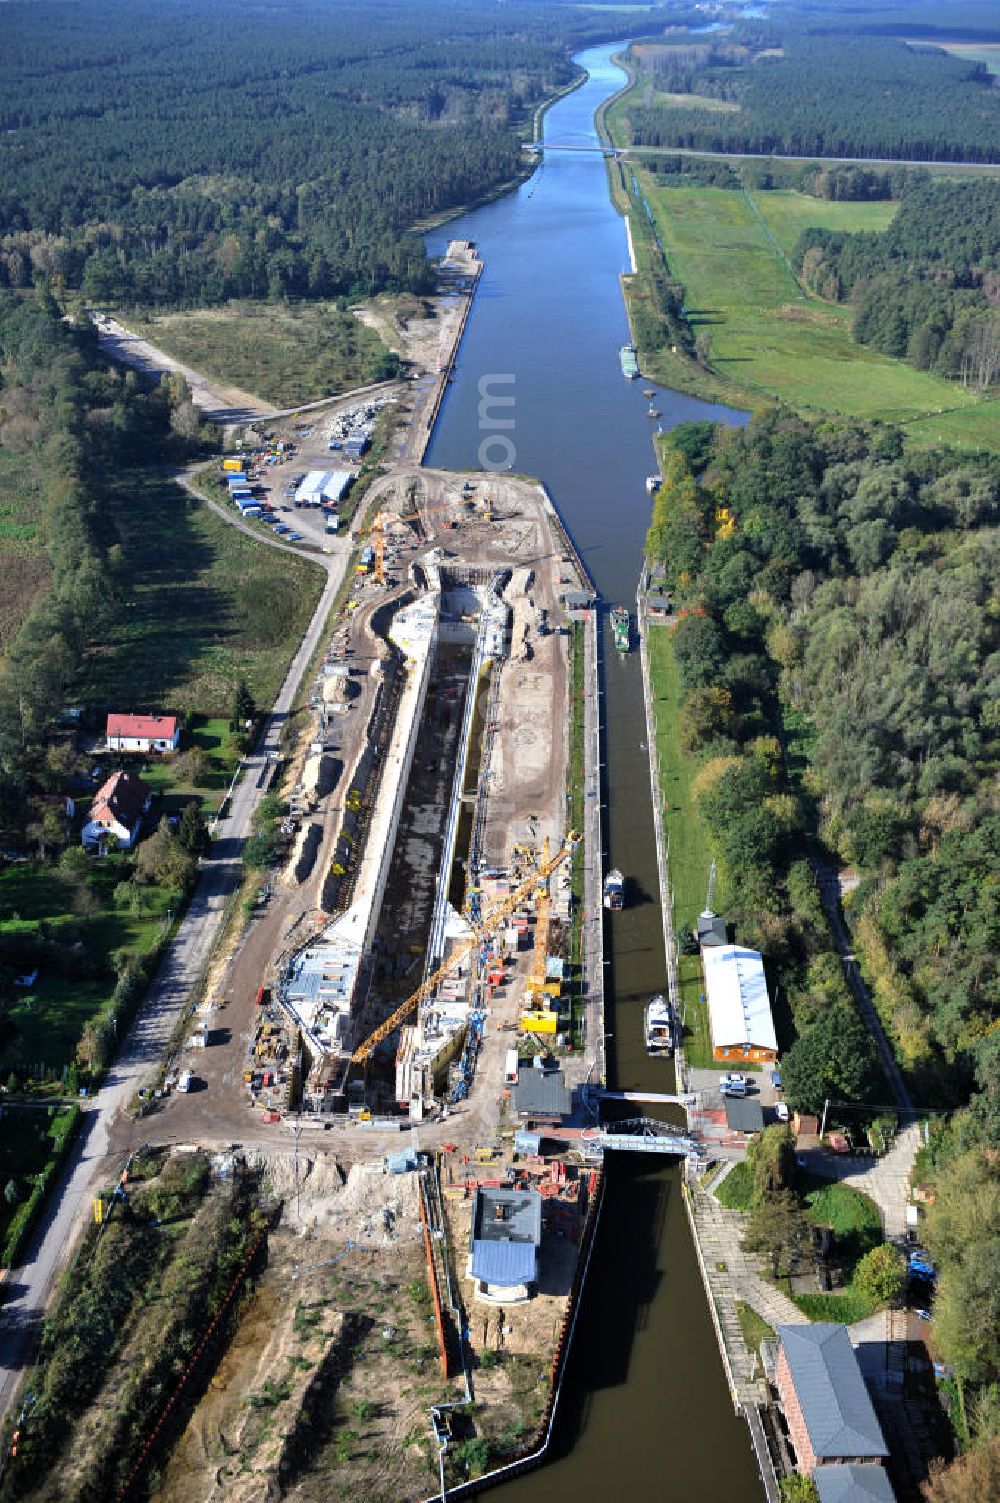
152 459 601 1155
51 462 611 1503
0 241 616 1503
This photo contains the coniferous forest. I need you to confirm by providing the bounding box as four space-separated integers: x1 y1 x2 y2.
0 0 628 308
629 31 1000 162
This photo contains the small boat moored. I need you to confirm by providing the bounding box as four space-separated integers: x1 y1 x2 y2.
611 605 630 654
645 994 674 1054
603 868 624 910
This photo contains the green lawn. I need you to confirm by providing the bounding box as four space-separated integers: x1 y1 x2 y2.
136 716 239 820
789 1175 883 1323
647 625 717 1069
82 472 325 716
751 190 897 258
131 300 396 408
735 1300 775 1354
0 858 172 1079
641 177 990 431
0 448 52 654
714 1160 755 1211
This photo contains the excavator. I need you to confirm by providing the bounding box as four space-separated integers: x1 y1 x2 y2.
350 831 579 1065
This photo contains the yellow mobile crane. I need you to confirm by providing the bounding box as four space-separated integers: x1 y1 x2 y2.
351 832 579 1065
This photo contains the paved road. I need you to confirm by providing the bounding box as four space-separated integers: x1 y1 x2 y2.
0 512 348 1422
619 144 1000 172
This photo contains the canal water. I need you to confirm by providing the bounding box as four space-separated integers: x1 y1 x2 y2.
425 43 762 1501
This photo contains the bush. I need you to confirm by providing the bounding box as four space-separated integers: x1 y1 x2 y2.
854 1243 907 1308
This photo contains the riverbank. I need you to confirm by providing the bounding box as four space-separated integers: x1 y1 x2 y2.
422 40 766 1503
601 54 1000 448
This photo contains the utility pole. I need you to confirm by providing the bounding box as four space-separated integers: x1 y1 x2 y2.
820 1097 830 1139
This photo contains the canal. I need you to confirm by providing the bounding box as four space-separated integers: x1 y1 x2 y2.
425 43 763 1502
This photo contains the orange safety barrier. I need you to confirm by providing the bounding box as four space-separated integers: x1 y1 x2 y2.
418 1179 450 1380
115 1222 268 1501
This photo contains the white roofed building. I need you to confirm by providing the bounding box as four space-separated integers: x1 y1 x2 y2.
295 470 354 507
701 943 777 1063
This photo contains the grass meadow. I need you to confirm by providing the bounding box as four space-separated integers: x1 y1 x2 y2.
132 299 394 407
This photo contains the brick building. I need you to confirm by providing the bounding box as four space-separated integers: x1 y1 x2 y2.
776 1324 888 1474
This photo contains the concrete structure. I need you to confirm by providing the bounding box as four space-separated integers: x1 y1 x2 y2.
282 588 440 1099
295 469 354 507
776 1325 888 1474
81 769 151 849
814 1466 896 1503
702 944 777 1063
469 1187 542 1303
105 713 179 754
395 567 510 1118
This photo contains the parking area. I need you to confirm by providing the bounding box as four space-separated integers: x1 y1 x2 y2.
689 1062 787 1119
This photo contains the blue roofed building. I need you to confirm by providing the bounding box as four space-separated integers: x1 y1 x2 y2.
468 1187 542 1305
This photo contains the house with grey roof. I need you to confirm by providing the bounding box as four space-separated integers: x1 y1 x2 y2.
776 1324 888 1474
468 1187 542 1304
724 1096 765 1135
512 1065 571 1124
814 1465 897 1503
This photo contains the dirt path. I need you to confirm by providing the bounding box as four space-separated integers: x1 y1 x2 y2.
93 313 277 424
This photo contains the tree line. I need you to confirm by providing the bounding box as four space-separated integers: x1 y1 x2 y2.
627 32 1000 163
0 288 208 837
649 412 999 1116
793 177 1000 388
0 0 630 309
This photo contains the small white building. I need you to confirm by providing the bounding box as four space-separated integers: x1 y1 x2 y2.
105 713 179 754
81 770 152 850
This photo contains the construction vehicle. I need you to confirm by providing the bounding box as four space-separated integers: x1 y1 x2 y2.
358 499 471 587
351 832 580 1066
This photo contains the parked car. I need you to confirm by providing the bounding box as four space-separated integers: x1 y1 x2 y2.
774 1101 790 1123
720 1073 749 1098
770 1070 783 1092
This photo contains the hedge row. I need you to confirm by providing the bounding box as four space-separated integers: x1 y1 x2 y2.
3 1104 82 1268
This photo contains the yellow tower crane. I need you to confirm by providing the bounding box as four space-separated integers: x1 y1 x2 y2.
350 832 579 1065
526 837 552 1002
358 499 472 587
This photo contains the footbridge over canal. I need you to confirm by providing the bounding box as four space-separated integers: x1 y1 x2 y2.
545 1119 703 1162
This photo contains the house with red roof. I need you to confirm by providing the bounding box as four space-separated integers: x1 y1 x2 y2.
105 713 179 754
81 770 152 850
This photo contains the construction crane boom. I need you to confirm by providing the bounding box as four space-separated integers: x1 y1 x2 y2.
351 832 579 1064
358 500 477 587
